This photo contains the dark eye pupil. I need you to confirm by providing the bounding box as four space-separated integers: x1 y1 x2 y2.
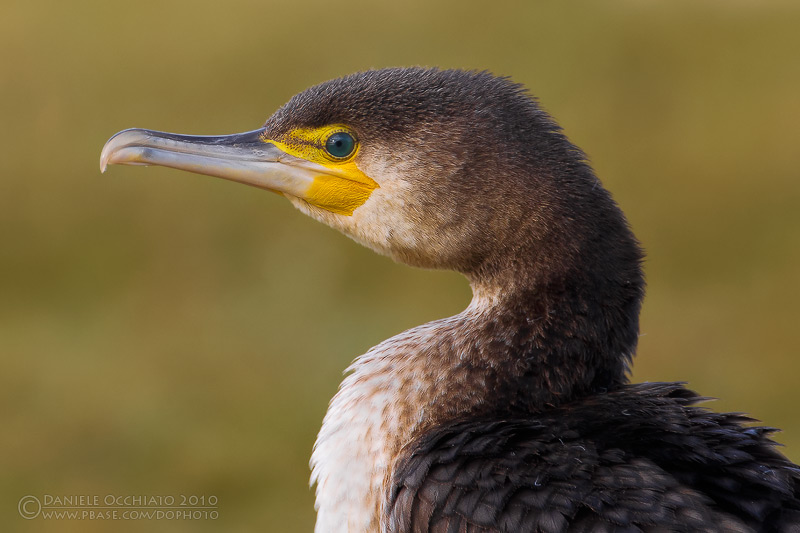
325 132 355 158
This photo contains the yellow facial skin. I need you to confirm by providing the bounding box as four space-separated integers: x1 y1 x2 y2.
264 125 379 216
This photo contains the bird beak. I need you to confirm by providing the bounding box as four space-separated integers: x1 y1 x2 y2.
100 128 324 201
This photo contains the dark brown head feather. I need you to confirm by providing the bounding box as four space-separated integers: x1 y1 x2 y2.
267 67 644 399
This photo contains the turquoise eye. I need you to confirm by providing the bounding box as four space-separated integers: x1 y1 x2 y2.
325 131 356 159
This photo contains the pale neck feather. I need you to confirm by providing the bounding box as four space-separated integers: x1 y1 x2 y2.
310 295 497 533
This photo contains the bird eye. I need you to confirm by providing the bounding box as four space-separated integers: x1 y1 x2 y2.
324 131 356 160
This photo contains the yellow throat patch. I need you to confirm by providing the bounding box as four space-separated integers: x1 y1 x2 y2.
264 125 378 216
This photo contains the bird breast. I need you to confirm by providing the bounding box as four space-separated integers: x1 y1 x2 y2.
310 307 488 532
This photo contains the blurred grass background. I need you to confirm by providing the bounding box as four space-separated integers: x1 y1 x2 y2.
2 0 799 531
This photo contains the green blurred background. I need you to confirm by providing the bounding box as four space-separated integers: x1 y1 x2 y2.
2 1 799 531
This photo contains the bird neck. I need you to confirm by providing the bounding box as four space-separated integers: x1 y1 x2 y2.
466 274 637 412
462 197 645 408
312 189 644 531
311 258 642 531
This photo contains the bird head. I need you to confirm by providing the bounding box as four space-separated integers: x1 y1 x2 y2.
101 68 641 301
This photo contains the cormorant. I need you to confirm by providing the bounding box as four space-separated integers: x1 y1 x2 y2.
100 68 800 532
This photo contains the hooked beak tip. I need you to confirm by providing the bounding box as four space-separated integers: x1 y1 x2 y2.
99 129 130 174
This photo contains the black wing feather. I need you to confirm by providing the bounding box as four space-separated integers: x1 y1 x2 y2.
388 383 800 533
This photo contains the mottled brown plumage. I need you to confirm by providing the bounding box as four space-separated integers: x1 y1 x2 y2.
265 68 645 405
270 69 800 532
